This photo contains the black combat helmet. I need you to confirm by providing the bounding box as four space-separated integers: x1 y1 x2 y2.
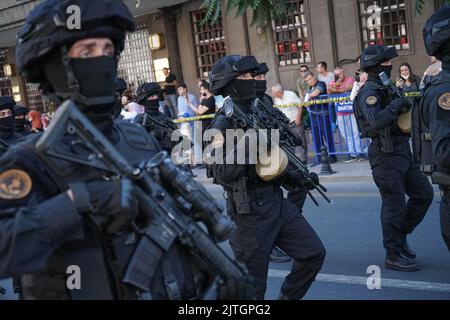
209 55 260 95
15 0 135 112
136 82 161 105
423 4 450 58
0 97 15 111
13 105 29 116
254 63 269 76
360 45 398 72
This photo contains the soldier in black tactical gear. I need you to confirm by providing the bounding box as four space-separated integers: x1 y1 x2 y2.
135 82 178 153
0 0 248 300
209 55 326 300
419 4 450 252
354 45 434 271
0 97 24 156
13 105 32 136
254 63 309 263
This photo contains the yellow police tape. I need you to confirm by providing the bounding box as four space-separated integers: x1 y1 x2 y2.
172 91 421 124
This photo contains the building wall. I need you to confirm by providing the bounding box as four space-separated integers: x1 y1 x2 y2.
168 0 437 98
0 0 438 104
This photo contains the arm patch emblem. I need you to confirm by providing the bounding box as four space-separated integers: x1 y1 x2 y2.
0 170 32 200
366 96 378 106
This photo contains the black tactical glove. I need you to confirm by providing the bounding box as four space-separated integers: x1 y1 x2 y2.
390 97 411 114
69 179 138 234
303 172 320 190
218 277 256 300
283 168 319 191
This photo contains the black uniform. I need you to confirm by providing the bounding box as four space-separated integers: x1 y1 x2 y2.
419 5 450 251
209 56 325 300
354 45 433 270
421 71 450 251
0 120 175 299
135 108 177 153
254 64 308 212
14 105 32 136
0 0 246 300
0 97 24 156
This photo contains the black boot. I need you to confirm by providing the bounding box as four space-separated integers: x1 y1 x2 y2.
385 253 420 272
270 246 291 263
401 234 416 259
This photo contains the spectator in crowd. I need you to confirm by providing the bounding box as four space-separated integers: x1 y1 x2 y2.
316 61 335 86
271 83 308 163
197 80 208 103
396 63 421 100
304 71 337 163
327 66 354 94
296 65 310 101
327 67 361 161
177 83 199 168
188 81 216 133
163 67 178 118
177 83 198 138
189 81 216 165
28 107 43 133
41 113 50 130
198 78 224 111
120 90 142 123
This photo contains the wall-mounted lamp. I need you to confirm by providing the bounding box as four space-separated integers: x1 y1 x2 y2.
3 64 16 77
12 86 20 94
149 33 164 51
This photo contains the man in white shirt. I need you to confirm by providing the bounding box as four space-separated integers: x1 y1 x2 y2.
316 61 335 86
271 84 308 163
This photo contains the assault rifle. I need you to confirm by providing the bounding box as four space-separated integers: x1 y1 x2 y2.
223 97 331 206
35 100 253 300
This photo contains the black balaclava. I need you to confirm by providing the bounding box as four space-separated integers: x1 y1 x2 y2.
0 107 14 135
14 106 28 131
42 49 118 140
256 79 267 98
222 78 257 107
366 64 393 82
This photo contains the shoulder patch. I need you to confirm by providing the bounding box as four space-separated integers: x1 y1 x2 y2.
0 169 32 200
438 93 450 110
366 96 378 106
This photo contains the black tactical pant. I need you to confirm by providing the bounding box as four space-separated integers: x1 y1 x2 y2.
227 185 325 300
368 140 434 255
439 188 450 252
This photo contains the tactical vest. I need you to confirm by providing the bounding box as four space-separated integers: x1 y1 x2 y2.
414 71 450 176
354 81 401 139
138 111 177 152
16 120 197 300
0 132 24 156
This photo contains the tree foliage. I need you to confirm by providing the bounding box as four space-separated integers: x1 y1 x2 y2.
201 0 289 27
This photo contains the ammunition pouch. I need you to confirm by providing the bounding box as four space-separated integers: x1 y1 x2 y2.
226 177 251 215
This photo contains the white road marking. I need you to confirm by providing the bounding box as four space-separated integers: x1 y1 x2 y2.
268 269 450 293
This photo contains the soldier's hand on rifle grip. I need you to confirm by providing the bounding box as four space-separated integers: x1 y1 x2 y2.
69 179 138 234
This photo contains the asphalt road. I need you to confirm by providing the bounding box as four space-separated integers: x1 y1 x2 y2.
1 178 449 300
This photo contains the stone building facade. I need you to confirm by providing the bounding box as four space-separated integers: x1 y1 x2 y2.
0 0 441 109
